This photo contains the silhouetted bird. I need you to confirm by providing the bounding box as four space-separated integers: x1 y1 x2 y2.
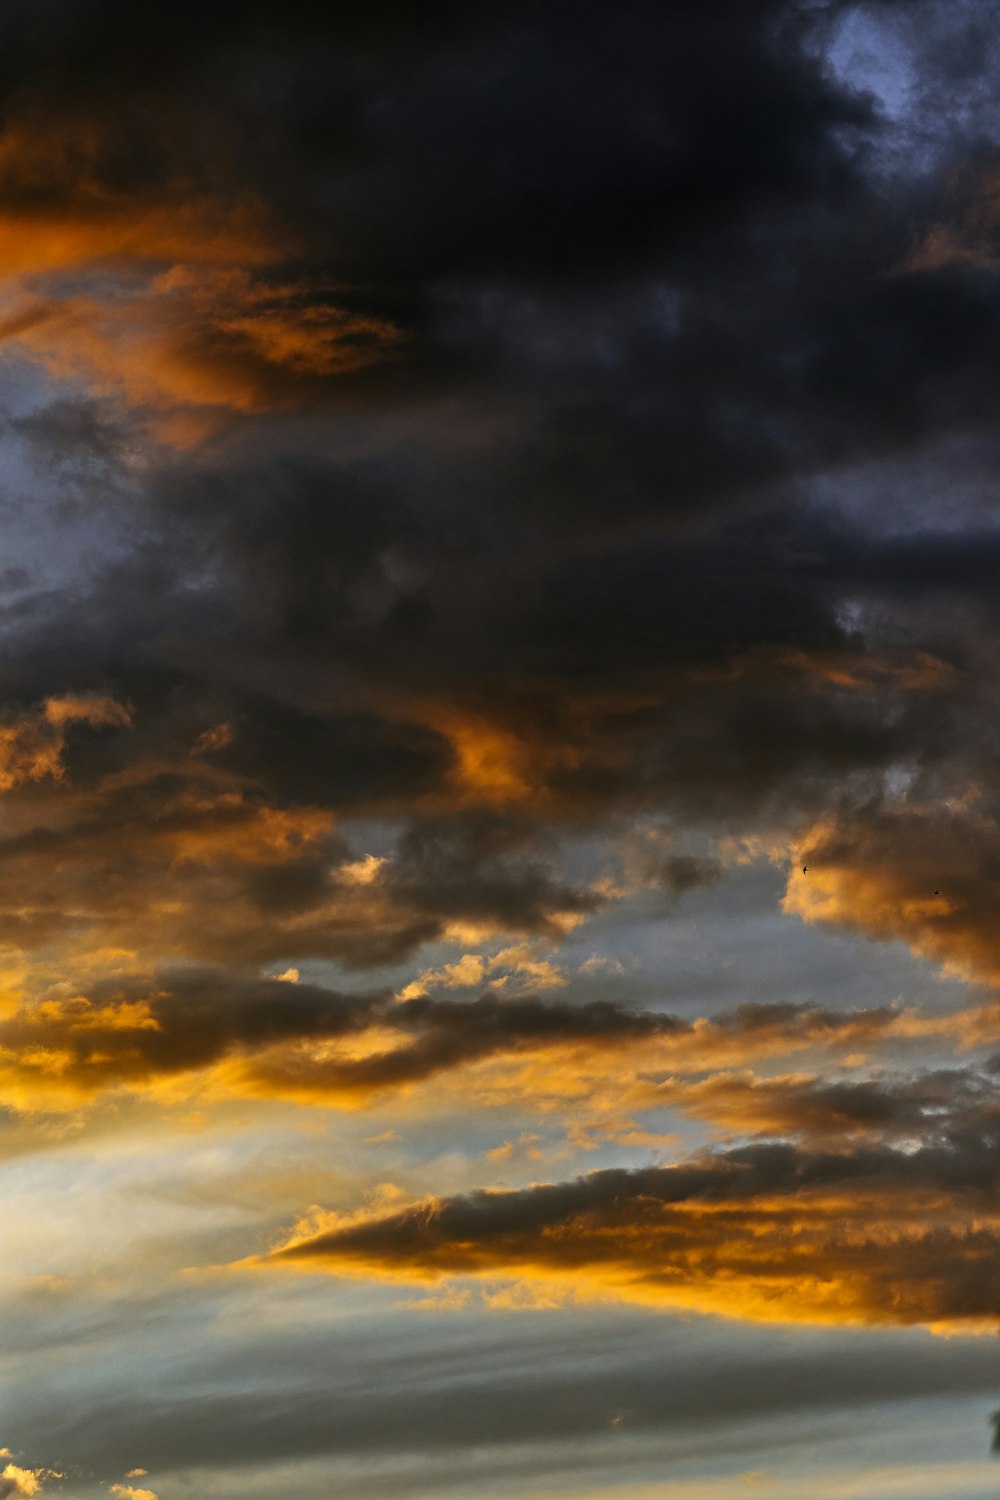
802 866 808 874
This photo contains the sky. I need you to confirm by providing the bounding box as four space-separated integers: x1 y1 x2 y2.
2 0 1000 1496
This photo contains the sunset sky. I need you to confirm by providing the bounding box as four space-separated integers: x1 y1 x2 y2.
3 2 1000 1497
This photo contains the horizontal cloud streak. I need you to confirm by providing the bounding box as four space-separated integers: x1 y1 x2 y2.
0 967 991 1115
265 1137 1000 1329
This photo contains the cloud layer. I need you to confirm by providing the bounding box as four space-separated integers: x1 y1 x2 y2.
267 1134 1000 1330
3 0 1000 1495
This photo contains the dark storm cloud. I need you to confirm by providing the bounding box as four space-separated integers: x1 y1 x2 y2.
0 0 986 455
0 0 864 283
29 441 967 840
205 699 452 811
0 0 997 856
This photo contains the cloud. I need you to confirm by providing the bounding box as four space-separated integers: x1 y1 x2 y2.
12 1298 1000 1485
785 804 1000 985
0 1471 41 1499
263 1136 1000 1329
644 1064 1000 1144
0 266 402 434
897 162 1000 276
398 942 567 1001
0 1469 42 1500
2 0 1000 1487
0 1446 59 1498
0 694 130 792
1 959 983 1115
0 765 605 969
4 830 1000 1125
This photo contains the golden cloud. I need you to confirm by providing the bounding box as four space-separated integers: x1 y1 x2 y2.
785 806 1000 985
0 947 991 1122
260 1141 1000 1331
0 1445 60 1499
0 695 130 792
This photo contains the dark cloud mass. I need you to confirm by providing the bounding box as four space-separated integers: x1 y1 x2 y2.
2 0 1000 1495
0 0 994 845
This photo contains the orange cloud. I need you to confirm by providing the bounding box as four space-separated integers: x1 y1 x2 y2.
413 702 595 809
639 1063 997 1145
0 108 280 275
0 944 991 1121
430 708 538 803
0 265 401 427
166 802 332 867
0 112 402 436
784 806 1000 985
259 1141 1000 1331
0 695 130 792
